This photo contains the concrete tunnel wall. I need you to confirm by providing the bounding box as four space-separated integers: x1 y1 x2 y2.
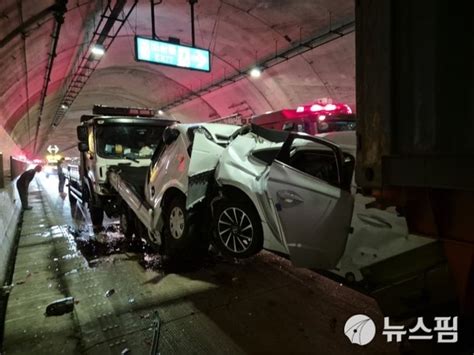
0 125 24 175
0 182 21 287
0 127 24 286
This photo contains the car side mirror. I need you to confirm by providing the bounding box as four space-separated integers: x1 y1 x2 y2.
77 126 88 142
163 127 180 145
78 142 89 152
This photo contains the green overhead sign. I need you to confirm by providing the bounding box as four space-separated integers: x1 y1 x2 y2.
135 36 211 72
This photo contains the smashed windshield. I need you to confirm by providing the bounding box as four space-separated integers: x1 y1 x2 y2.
95 125 166 159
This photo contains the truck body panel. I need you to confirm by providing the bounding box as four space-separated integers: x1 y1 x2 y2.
355 0 474 315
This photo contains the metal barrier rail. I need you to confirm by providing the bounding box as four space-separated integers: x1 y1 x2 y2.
10 157 28 180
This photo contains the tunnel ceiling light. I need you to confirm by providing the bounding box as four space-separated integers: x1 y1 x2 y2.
91 44 105 57
249 67 262 78
158 109 164 115
61 104 69 109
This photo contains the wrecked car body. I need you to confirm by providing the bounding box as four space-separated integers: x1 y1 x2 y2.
108 123 242 255
189 124 355 269
110 122 433 279
191 126 435 280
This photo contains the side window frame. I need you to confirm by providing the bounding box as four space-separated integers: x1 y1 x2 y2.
275 133 345 188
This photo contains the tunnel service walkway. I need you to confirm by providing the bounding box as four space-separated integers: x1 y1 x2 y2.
2 176 397 354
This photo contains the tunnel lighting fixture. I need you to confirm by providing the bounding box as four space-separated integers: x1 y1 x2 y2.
61 104 69 110
158 110 164 115
91 44 105 57
249 67 261 78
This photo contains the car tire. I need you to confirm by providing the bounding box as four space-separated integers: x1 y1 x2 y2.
89 204 104 227
212 198 263 258
163 194 200 256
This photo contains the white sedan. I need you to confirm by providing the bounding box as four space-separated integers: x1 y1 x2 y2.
189 125 434 281
189 124 355 270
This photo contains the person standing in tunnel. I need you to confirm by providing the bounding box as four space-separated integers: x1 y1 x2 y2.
57 157 66 197
16 165 42 210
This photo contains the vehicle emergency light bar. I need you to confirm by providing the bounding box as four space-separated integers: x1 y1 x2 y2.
295 102 352 115
92 105 156 117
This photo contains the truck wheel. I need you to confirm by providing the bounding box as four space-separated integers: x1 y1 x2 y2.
212 199 263 258
120 207 135 239
163 194 199 256
89 205 104 228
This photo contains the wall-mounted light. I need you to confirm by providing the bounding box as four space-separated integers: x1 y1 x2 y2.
249 67 262 78
91 43 105 57
61 104 69 109
158 110 164 115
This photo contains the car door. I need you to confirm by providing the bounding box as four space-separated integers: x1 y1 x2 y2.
265 134 354 269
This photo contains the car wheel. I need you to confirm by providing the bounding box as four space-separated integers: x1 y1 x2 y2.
89 204 104 228
212 199 263 258
163 194 198 256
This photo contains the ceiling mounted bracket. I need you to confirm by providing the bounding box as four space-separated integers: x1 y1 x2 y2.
150 0 163 40
189 0 198 47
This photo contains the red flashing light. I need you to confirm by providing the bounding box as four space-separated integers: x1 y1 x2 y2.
324 104 337 111
281 102 353 120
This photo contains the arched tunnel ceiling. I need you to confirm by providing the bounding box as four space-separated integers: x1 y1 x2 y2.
0 0 354 157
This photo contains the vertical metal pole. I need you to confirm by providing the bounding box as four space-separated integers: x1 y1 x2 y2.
190 0 197 47
151 0 157 39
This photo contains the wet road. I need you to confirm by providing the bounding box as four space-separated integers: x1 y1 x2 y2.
3 173 398 354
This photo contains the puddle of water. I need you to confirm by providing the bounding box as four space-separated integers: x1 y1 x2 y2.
65 221 234 276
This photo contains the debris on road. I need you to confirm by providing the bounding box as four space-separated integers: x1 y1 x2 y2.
149 311 161 355
45 296 75 316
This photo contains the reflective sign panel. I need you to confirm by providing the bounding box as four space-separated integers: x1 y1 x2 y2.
135 36 211 72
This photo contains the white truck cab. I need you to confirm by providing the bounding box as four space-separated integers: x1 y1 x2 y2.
70 105 175 229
